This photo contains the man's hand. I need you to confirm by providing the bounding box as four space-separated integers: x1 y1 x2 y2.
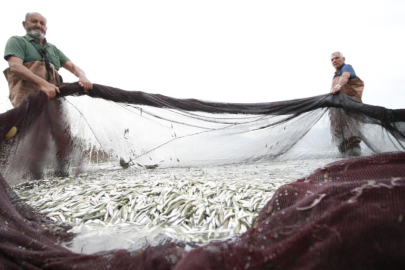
7 56 59 98
331 72 350 94
39 81 60 99
331 84 341 94
62 61 93 91
78 76 93 91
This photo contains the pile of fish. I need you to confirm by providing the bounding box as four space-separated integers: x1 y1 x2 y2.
14 167 280 243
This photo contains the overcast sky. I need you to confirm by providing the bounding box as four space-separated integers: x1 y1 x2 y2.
1 0 404 113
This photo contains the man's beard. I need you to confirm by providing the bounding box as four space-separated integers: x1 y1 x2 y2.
25 25 46 40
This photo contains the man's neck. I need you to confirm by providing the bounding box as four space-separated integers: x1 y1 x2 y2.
37 38 44 46
26 32 46 46
335 63 345 72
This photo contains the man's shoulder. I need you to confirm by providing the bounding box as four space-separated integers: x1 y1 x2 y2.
341 63 357 78
7 35 27 42
341 64 355 72
6 35 32 46
4 36 28 61
5 36 29 51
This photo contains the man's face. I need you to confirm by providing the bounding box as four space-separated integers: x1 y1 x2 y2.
23 13 47 40
331 53 345 69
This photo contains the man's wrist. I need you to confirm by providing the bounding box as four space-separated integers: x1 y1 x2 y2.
38 78 50 88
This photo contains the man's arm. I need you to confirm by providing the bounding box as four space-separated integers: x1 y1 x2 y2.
331 72 351 94
61 61 93 91
7 56 59 99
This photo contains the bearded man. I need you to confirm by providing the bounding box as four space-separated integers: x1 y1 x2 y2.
329 52 364 156
4 12 92 105
3 12 92 179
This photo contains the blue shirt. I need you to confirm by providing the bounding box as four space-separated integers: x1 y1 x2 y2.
334 63 357 79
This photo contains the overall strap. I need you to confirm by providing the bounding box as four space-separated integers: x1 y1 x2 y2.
25 37 52 81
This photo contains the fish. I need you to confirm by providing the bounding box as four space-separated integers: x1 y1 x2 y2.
13 167 275 244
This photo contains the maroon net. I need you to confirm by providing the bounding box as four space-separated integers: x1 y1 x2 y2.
175 152 405 270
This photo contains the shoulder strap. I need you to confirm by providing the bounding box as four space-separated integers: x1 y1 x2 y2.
23 36 51 81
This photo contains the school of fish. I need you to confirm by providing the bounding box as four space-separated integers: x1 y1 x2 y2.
13 166 287 243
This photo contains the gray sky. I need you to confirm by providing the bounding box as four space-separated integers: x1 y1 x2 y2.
1 0 404 113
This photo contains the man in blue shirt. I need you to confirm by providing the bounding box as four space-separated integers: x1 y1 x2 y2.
330 52 364 102
329 52 364 156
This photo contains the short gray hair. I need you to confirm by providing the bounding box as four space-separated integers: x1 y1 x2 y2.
331 51 344 59
24 12 46 22
25 12 32 22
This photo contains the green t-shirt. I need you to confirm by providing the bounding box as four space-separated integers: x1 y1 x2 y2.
4 34 70 71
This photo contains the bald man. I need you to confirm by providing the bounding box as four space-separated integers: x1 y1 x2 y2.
3 12 92 179
4 12 92 106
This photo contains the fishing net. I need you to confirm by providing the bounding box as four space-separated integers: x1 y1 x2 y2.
1 82 405 269
2 82 404 183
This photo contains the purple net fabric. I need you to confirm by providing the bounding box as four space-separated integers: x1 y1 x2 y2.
1 82 405 269
174 152 405 270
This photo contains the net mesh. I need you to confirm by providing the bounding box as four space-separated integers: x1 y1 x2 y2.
0 82 405 269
